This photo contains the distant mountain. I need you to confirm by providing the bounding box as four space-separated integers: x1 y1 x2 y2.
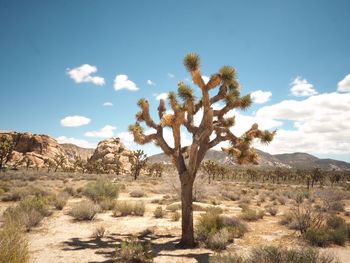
60 143 94 160
149 149 350 171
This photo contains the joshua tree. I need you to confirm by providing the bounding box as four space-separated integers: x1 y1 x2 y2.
202 160 218 184
147 162 164 178
129 53 275 247
0 137 14 170
44 158 56 173
53 153 67 172
130 150 148 180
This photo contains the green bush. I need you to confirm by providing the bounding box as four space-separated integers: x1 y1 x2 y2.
196 210 247 250
83 178 119 201
304 216 348 246
0 224 29 263
68 200 100 221
115 236 153 263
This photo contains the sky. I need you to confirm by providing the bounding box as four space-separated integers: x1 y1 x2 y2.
1 0 350 162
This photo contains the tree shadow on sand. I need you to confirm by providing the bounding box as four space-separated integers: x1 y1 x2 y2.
62 232 210 263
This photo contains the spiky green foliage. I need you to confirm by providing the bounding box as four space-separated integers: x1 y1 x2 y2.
239 94 252 110
219 66 236 84
178 84 194 101
184 52 200 72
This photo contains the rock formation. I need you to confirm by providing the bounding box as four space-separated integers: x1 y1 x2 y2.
88 137 134 173
0 131 68 169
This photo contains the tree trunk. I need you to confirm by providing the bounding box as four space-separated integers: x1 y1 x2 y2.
178 174 195 248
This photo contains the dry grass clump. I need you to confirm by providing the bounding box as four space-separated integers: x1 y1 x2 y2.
92 226 106 239
3 196 51 231
68 200 100 221
209 246 339 263
153 206 164 218
53 192 69 210
221 191 240 201
0 224 29 263
99 198 117 211
171 211 180 221
1 185 49 202
165 203 181 212
240 207 264 221
265 205 279 216
112 201 145 217
129 189 145 198
115 236 153 263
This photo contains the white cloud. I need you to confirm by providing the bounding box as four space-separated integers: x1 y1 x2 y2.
251 90 272 104
337 74 350 93
84 125 116 138
103 102 113 106
67 64 105 86
155 92 168 100
116 131 135 147
255 92 350 155
202 75 210 84
167 73 175 78
147 80 155 86
60 115 91 127
114 74 138 91
290 76 317 97
56 136 95 149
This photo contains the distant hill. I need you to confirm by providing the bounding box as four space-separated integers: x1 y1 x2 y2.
149 149 350 171
60 143 94 161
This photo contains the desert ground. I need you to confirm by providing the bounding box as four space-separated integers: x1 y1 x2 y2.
0 168 349 263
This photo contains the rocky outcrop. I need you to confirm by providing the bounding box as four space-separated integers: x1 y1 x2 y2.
88 137 134 173
0 131 68 168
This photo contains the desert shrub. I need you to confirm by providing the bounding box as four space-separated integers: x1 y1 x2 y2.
238 196 250 206
205 206 223 214
305 216 348 246
222 191 240 201
129 189 145 198
1 186 48 202
289 203 325 234
63 186 77 197
171 211 180 221
53 192 69 210
207 228 230 250
113 201 145 217
277 196 287 205
3 196 50 231
83 178 119 202
153 206 164 218
219 215 248 238
99 198 116 211
196 210 246 250
209 246 339 263
250 246 338 263
68 200 100 221
265 205 279 216
133 202 146 216
115 236 153 263
240 208 264 221
92 226 105 239
0 224 29 263
166 203 181 212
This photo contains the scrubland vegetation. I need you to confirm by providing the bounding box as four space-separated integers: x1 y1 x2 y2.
0 165 349 263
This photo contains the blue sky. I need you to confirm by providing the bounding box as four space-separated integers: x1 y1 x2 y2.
1 0 350 162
